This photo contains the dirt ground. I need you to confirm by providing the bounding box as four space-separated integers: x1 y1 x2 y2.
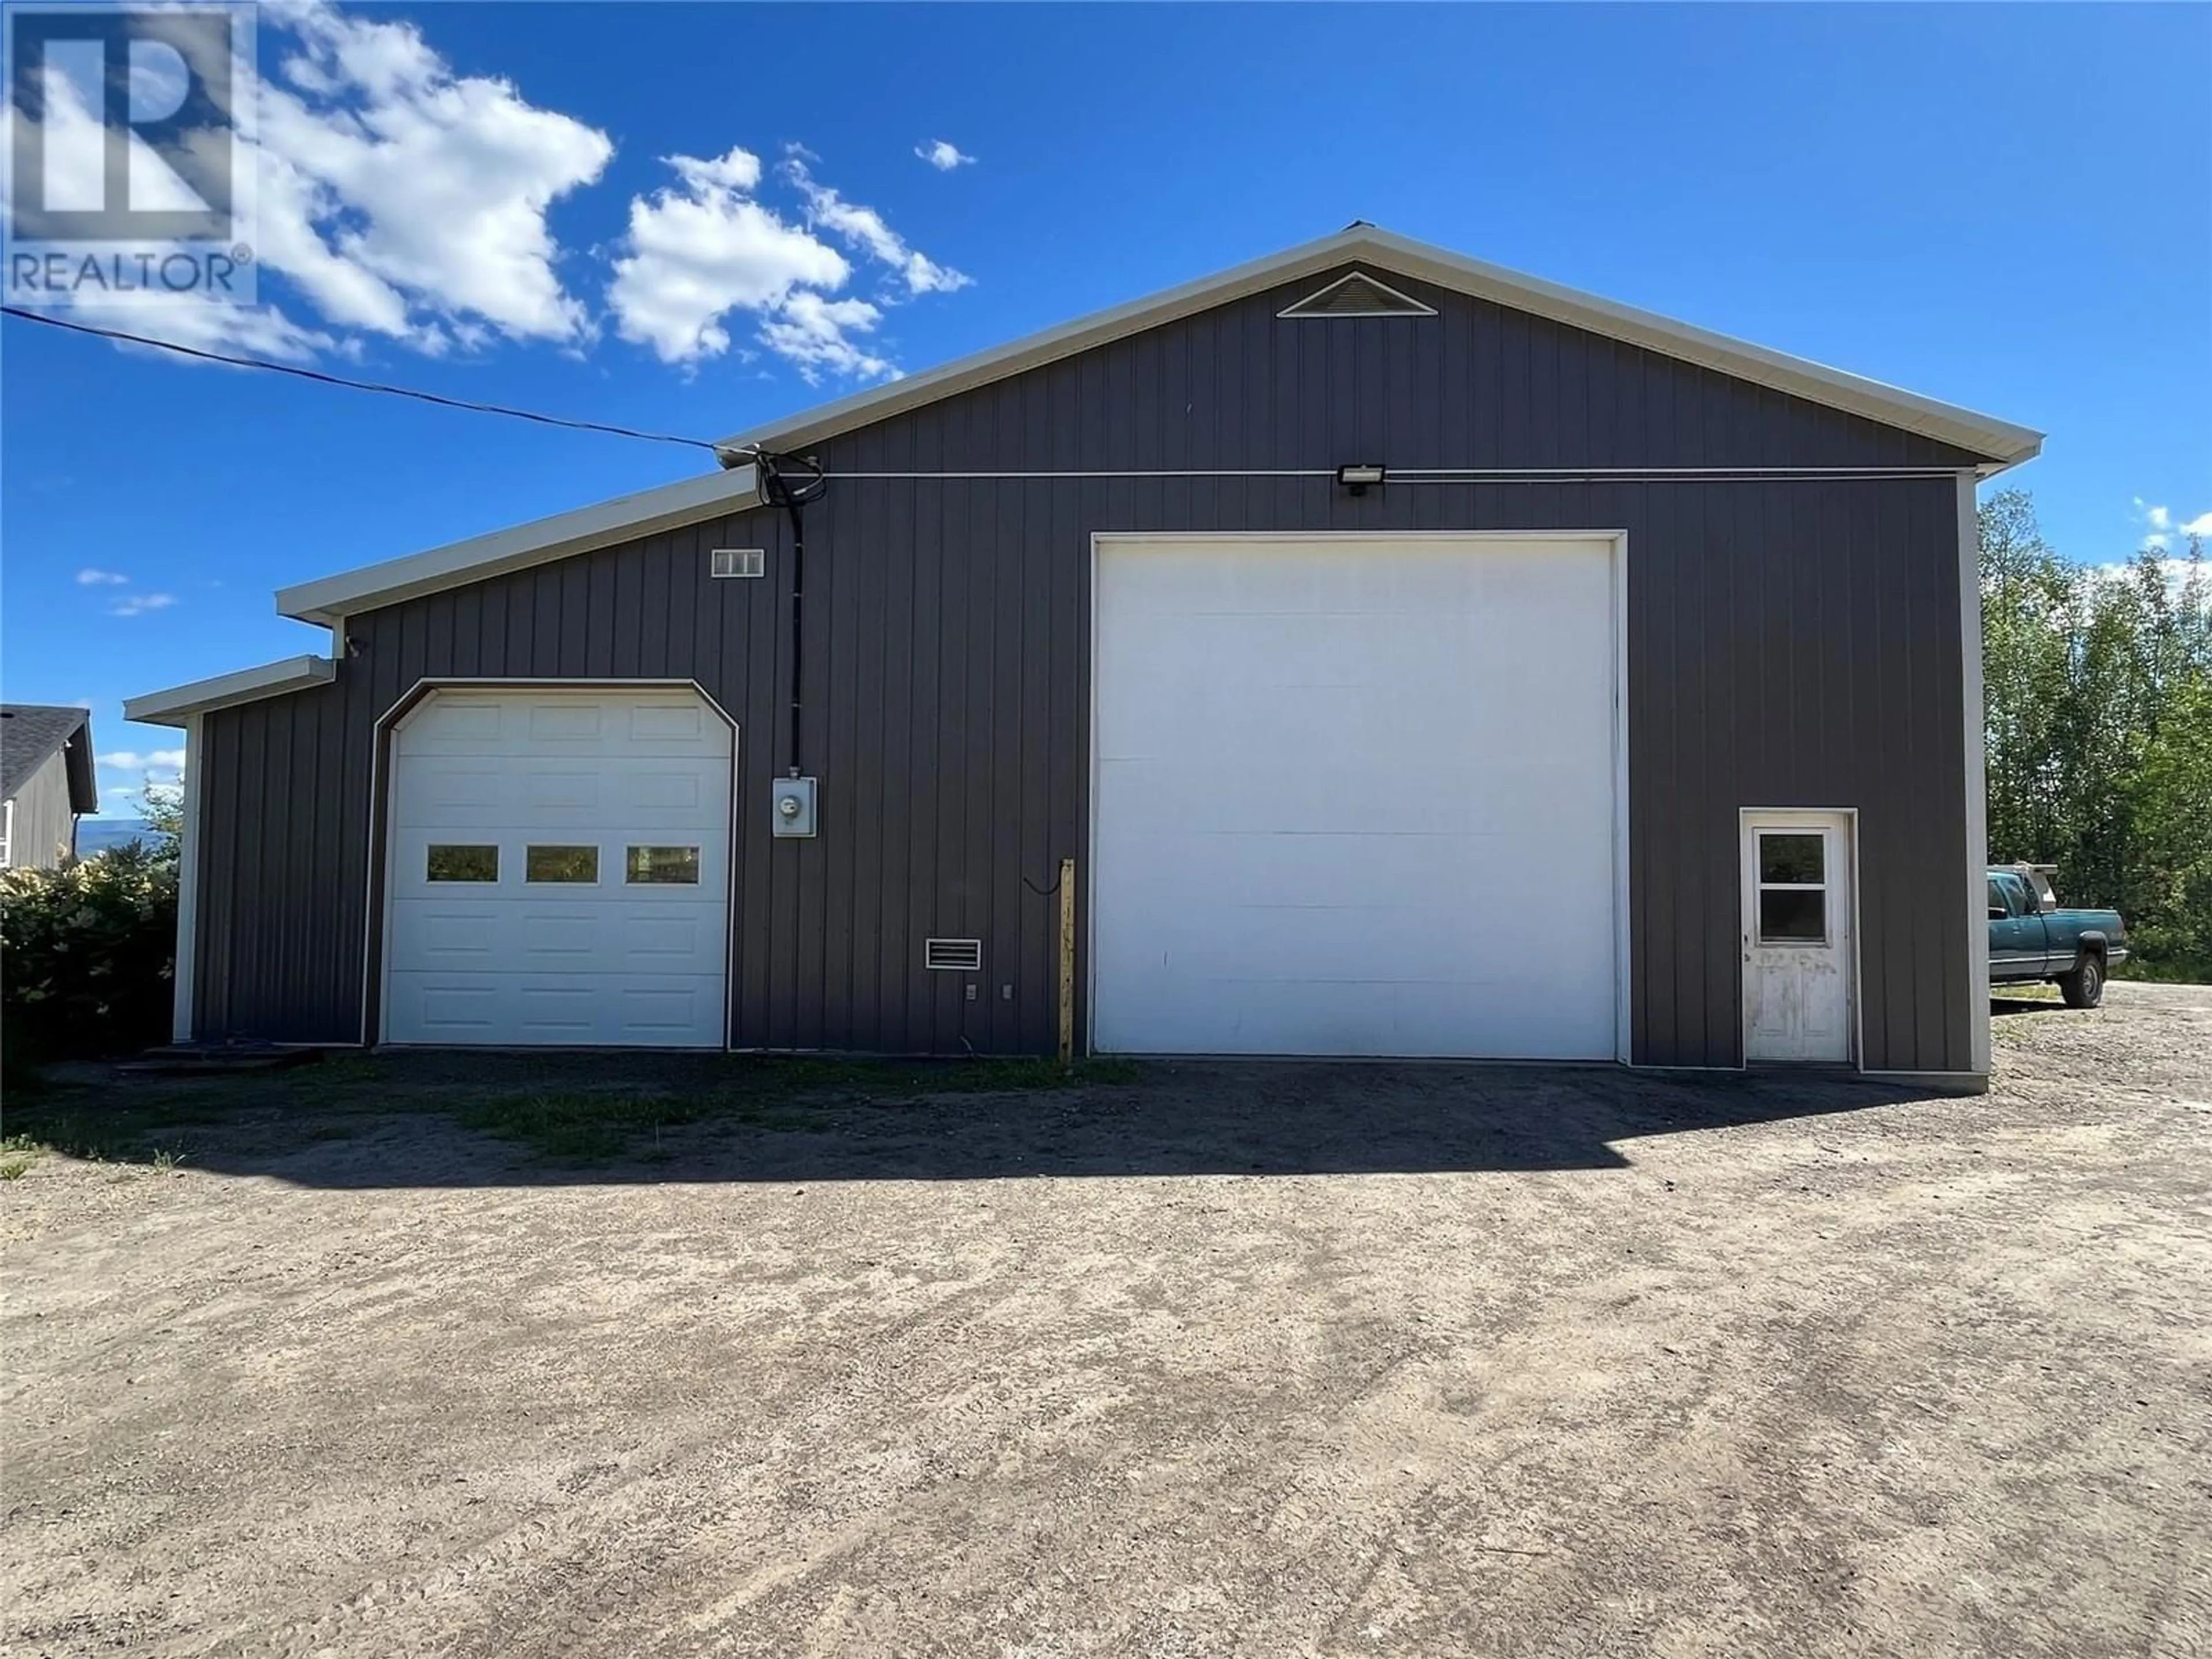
3 986 2208 1659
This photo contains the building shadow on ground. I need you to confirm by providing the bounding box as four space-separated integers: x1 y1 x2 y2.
20 1049 1987 1190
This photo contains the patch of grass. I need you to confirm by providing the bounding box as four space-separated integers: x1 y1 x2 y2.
456 1092 713 1162
316 1054 387 1085
2 1128 62 1179
0 1051 1146 1173
2115 960 2212 984
448 1058 1140 1163
0 1089 228 1166
731 1055 1143 1096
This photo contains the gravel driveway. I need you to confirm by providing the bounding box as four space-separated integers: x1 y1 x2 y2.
3 984 2207 1658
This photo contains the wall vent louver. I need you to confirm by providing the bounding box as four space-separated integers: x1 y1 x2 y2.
710 547 765 578
1278 270 1437 319
924 938 984 972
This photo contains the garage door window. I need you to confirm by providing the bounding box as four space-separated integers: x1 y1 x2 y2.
527 844 599 884
426 844 498 883
626 845 700 885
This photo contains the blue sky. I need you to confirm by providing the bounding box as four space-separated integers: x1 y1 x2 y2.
4 2 2207 818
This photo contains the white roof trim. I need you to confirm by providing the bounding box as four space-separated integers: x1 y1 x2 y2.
262 226 2037 638
125 654 336 727
721 225 2041 468
275 463 760 626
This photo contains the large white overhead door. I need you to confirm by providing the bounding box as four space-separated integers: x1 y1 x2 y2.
1092 535 1622 1059
383 687 732 1047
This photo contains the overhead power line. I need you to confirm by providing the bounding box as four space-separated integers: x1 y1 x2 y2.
0 305 729 457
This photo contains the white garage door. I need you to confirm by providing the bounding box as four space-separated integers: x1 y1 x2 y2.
1092 535 1621 1059
384 687 732 1047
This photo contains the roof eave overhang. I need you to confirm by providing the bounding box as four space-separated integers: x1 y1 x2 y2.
124 655 338 728
274 463 763 626
62 726 99 813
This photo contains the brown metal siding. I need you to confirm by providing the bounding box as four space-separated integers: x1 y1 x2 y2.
192 265 1978 1070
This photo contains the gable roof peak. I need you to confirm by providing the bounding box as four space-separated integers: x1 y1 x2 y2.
717 223 2041 470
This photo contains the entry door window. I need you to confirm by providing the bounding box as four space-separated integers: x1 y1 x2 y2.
1755 832 1828 944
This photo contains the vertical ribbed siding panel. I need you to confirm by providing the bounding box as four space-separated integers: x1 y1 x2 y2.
846 432 886 1051
814 486 852 1050
877 423 918 1054
1635 479 1677 1062
187 266 1980 1066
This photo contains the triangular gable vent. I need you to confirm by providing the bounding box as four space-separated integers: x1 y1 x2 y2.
1278 270 1437 319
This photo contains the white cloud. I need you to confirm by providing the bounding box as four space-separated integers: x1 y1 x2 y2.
0 73 334 360
608 145 961 379
1 0 610 358
257 1 613 349
76 569 130 585
110 593 179 617
608 145 851 366
915 139 975 172
758 290 895 382
3 4 973 387
60 287 340 362
2093 555 2207 607
786 155 971 296
2131 498 2212 553
98 748 188 775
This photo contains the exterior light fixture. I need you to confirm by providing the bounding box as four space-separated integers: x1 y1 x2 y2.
1336 464 1387 495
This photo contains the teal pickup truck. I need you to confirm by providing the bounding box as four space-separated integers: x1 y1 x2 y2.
1987 863 2128 1007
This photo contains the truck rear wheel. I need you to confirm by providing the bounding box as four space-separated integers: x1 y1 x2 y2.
2059 952 2105 1009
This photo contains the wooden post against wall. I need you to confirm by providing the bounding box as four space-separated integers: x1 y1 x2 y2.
1056 857 1076 1068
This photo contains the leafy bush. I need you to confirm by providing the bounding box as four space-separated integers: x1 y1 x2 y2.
1 842 177 1064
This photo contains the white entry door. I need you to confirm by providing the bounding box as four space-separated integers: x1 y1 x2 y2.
1741 810 1855 1064
1092 534 1623 1059
383 687 733 1047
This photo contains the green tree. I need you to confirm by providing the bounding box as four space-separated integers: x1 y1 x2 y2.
1980 488 2212 979
136 779 183 861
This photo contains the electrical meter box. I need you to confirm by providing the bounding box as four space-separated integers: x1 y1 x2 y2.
771 776 817 838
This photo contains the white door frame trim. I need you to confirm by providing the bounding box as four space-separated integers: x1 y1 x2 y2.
1086 529 1633 1063
362 678 741 1049
1737 806 1863 1070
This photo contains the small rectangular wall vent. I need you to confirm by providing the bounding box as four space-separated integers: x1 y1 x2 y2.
925 937 983 972
710 547 765 578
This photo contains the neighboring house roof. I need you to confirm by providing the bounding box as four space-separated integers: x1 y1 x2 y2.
131 224 2044 716
0 704 97 812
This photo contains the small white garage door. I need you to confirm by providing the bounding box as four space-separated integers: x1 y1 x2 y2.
1092 535 1621 1059
384 687 733 1047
